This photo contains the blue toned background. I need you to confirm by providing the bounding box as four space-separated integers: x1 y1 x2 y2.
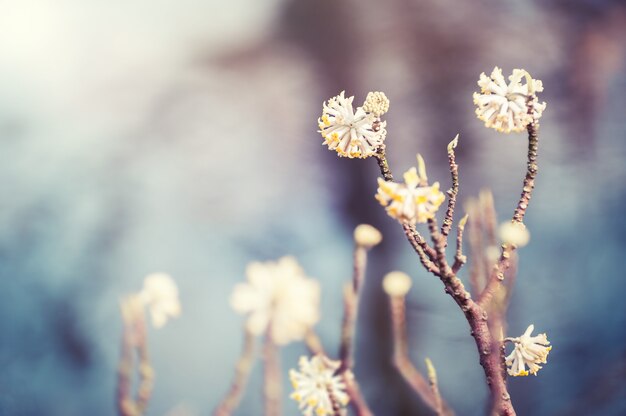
0 0 625 415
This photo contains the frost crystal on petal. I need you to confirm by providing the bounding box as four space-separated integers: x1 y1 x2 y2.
289 355 349 416
505 324 552 377
473 67 546 133
318 91 387 159
230 257 320 345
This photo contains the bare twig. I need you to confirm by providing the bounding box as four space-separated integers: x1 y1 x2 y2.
134 312 154 415
304 329 325 356
338 243 373 415
441 135 460 238
425 358 445 416
389 294 453 415
263 330 281 416
339 246 367 371
452 214 469 273
374 145 393 181
117 298 136 416
479 103 540 308
343 371 373 416
117 296 153 416
214 331 257 416
402 223 439 274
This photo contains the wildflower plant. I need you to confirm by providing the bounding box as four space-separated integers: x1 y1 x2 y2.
212 67 550 416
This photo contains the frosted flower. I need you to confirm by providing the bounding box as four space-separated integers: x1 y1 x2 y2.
473 67 547 133
230 257 320 345
289 355 349 416
499 221 530 247
318 91 387 159
353 224 383 248
139 273 181 328
376 165 445 224
382 271 412 297
505 325 552 377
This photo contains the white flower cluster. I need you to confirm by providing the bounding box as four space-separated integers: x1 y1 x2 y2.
139 273 181 328
318 91 388 159
230 257 320 345
289 355 349 416
376 164 445 224
473 67 546 133
505 324 552 377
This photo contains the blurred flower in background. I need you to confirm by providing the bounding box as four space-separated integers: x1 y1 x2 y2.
0 0 625 415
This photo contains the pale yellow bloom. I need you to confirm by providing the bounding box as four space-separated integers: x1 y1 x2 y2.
362 91 390 117
230 257 320 345
289 355 349 416
139 273 181 328
499 221 530 247
376 161 445 224
353 224 383 248
318 91 387 159
505 324 552 376
382 271 412 297
473 67 546 133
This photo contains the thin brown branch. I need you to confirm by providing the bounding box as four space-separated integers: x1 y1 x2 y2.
425 358 445 416
480 190 497 246
466 199 487 297
263 330 281 416
117 299 136 416
304 329 325 356
338 244 374 415
452 214 469 274
480 105 539 308
513 106 539 224
441 135 460 238
117 296 152 416
214 331 257 416
402 222 439 275
134 312 153 415
389 294 453 415
339 246 367 371
343 371 373 416
426 219 514 415
374 145 394 181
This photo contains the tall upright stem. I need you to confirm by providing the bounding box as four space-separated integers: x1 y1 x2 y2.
263 331 281 416
214 331 257 416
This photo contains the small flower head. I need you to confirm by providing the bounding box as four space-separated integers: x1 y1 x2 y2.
499 221 530 247
353 224 383 248
289 355 349 416
139 273 181 328
382 271 412 297
473 67 546 133
505 324 552 377
362 91 390 117
318 91 387 159
230 257 320 345
376 158 445 224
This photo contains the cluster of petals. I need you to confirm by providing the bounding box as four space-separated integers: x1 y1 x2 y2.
139 273 181 328
230 256 320 345
318 91 388 159
289 355 349 416
505 324 552 376
473 67 546 133
376 166 445 224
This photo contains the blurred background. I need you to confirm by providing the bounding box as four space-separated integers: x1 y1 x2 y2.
1 0 625 415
